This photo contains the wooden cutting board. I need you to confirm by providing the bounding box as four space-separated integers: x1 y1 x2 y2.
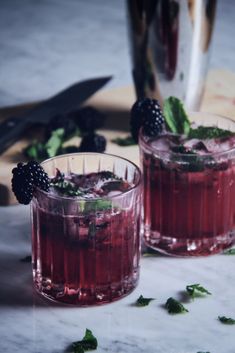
1 69 235 205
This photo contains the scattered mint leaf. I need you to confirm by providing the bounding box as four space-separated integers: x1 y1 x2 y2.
218 316 235 325
136 295 155 306
223 248 235 255
72 329 98 352
24 126 80 161
163 96 190 135
165 297 188 314
111 136 136 146
186 284 211 298
45 128 65 158
188 126 234 139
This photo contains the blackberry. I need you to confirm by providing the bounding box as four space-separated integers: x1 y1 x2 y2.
130 98 164 141
27 161 50 191
11 161 50 205
12 163 34 205
70 106 105 133
45 114 77 139
79 133 106 153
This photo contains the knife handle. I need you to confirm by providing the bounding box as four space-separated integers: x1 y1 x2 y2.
0 117 29 154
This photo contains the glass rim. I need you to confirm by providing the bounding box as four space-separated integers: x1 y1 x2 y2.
34 152 142 202
139 112 235 158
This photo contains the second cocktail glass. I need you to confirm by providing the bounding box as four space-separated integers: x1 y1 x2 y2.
140 112 235 256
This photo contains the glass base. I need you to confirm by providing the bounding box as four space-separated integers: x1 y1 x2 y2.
33 270 139 306
144 230 235 257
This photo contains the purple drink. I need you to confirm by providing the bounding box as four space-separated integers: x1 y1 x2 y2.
31 153 141 305
139 112 235 256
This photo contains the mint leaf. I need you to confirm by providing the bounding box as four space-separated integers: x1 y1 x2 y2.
165 297 188 314
111 136 136 146
81 200 112 213
188 126 234 139
51 180 84 197
72 329 98 352
218 316 235 325
223 248 235 255
186 284 211 298
163 96 190 135
136 295 155 306
45 128 65 158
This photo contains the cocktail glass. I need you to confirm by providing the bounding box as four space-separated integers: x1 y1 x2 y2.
139 112 235 256
31 153 141 305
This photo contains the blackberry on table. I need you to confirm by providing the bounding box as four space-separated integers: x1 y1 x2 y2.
79 133 106 153
130 98 164 141
11 161 50 205
70 106 105 133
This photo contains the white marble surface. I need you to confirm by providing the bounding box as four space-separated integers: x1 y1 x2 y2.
0 205 235 353
0 0 235 107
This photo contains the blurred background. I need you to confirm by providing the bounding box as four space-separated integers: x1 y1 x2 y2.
0 0 235 108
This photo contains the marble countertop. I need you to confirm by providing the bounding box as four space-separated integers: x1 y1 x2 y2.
0 205 235 353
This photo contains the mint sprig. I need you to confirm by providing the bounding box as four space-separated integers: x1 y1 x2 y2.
72 329 98 352
51 180 84 197
135 295 155 307
165 297 188 314
188 126 233 139
24 127 80 161
186 284 211 298
163 96 190 135
218 316 235 325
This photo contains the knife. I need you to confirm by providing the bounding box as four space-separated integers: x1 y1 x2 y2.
0 76 111 154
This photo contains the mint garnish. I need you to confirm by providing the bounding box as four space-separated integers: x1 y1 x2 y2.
80 199 112 213
136 295 155 307
188 126 233 139
165 297 188 314
72 329 98 352
186 284 211 298
24 127 80 161
51 180 84 197
223 248 235 255
111 136 136 146
163 96 190 135
218 316 235 325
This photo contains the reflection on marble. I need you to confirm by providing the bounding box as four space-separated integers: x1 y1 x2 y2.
0 205 235 353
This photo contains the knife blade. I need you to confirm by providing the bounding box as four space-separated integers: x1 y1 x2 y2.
0 76 111 154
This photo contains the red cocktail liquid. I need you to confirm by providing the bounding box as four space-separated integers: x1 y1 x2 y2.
140 132 235 256
31 169 140 305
